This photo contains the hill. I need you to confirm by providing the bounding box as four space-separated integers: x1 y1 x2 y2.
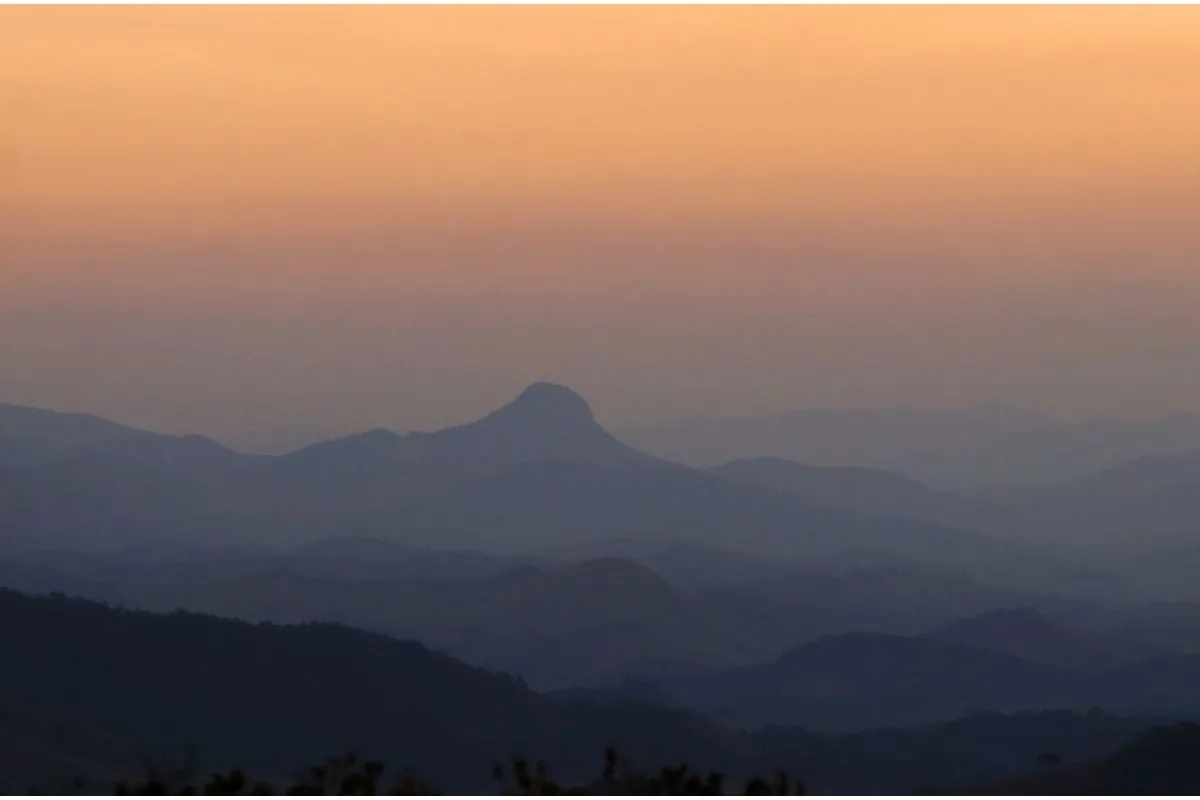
3 555 793 690
621 408 1200 489
0 588 1178 795
0 587 740 792
927 608 1167 671
661 632 1078 730
710 457 995 530
979 721 1200 795
617 406 1050 483
655 631 1200 731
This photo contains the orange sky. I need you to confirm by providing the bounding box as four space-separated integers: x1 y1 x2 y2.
3 7 1200 433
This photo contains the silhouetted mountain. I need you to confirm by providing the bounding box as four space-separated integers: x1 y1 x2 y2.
391 458 1015 562
0 457 222 552
618 406 1051 481
958 414 1200 488
743 565 1098 639
662 633 1078 730
214 424 344 456
540 539 797 588
0 404 249 475
710 457 995 530
1074 601 1200 654
5 543 1114 692
429 382 649 468
970 453 1200 587
659 629 1200 732
0 388 1071 581
620 408 1200 489
0 403 154 451
62 555 791 690
279 382 652 489
927 609 1166 671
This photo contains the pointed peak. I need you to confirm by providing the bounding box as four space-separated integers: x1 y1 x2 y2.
501 382 596 425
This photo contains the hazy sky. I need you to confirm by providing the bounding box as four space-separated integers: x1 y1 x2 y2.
4 7 1200 435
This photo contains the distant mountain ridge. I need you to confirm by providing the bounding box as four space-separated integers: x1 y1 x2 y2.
926 608 1167 671
620 407 1200 489
0 384 1016 572
618 406 1053 484
709 457 996 531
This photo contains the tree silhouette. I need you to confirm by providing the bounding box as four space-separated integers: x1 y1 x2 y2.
106 749 806 795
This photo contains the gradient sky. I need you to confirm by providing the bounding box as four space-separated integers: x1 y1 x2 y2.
4 7 1200 435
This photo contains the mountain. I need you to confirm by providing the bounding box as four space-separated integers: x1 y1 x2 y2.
214 424 343 456
3 554 794 691
957 414 1200 489
617 406 1051 481
710 457 996 531
1 544 1111 691
0 457 225 552
969 453 1200 587
659 630 1200 732
538 539 797 588
391 458 1015 561
0 403 154 452
660 632 1078 731
743 565 1098 639
0 433 51 468
620 408 1200 489
278 382 653 487
0 402 251 476
0 385 1023 573
927 609 1167 671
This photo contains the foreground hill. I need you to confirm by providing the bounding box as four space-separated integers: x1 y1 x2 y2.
0 589 1174 795
0 588 738 792
979 722 1200 795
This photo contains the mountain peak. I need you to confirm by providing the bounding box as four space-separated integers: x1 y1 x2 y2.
425 382 654 470
503 382 595 425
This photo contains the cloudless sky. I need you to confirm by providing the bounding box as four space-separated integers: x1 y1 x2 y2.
3 7 1200 435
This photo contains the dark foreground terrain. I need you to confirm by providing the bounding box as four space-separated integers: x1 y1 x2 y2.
1 589 1193 795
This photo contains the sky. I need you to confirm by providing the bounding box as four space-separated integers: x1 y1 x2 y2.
3 6 1200 435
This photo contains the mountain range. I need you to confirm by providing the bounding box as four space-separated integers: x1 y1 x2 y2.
619 408 1200 489
0 385 1021 572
